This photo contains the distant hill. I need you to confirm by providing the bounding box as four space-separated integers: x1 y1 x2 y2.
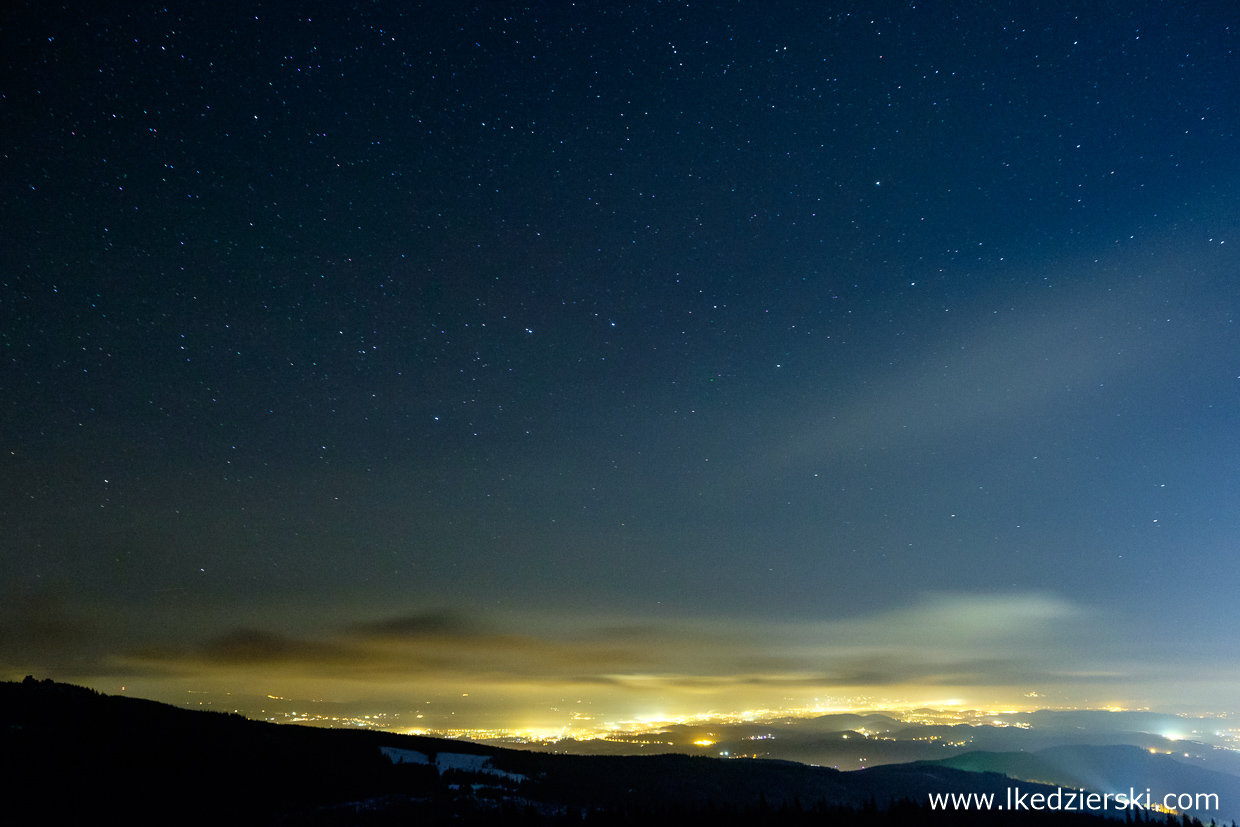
510 711 1240 782
0 677 1212 825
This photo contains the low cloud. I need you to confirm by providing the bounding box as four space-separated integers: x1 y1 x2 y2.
196 629 369 667
113 592 1098 694
350 610 477 639
10 589 1230 716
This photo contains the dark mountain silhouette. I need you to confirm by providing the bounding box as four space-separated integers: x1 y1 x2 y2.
1 678 1222 825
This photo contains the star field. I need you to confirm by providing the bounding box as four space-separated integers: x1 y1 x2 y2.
2 2 1239 719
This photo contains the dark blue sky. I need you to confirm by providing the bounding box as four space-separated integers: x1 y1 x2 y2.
3 1 1239 719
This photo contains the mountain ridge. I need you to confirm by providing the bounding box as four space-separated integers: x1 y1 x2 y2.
1 677 1219 825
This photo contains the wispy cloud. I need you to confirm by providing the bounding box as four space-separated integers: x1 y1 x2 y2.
768 272 1202 472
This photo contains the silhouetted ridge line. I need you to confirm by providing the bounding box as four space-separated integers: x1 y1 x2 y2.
3 679 1219 825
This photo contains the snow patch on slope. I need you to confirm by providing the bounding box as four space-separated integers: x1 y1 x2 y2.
379 747 526 782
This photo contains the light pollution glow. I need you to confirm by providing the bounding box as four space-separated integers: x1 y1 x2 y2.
22 591 1239 732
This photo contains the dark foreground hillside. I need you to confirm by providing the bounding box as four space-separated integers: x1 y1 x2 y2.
0 678 1216 826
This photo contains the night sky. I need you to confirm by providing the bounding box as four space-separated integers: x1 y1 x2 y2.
3 2 1239 726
